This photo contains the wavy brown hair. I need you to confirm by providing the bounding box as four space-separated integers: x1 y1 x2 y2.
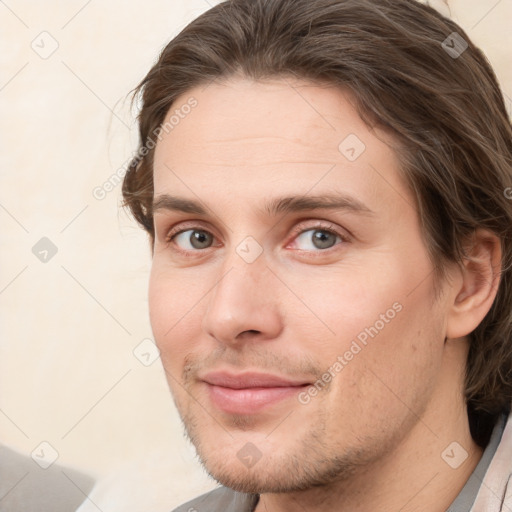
122 0 512 445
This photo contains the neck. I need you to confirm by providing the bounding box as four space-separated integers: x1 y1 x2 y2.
256 409 481 512
255 344 483 512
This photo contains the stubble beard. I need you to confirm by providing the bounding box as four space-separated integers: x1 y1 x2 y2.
174 393 383 495
169 350 405 495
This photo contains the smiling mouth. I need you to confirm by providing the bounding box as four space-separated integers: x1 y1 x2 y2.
200 371 311 415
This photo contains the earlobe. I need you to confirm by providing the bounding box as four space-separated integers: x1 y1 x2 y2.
446 230 502 340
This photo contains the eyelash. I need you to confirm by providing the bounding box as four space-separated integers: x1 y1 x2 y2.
164 221 350 256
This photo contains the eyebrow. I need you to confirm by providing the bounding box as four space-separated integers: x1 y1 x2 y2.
152 193 375 217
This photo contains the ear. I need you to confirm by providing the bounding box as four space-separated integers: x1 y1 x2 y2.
446 229 502 340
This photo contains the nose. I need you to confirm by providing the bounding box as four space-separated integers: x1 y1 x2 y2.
202 251 283 347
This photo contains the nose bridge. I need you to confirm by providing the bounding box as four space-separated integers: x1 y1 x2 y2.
213 233 269 303
202 243 282 344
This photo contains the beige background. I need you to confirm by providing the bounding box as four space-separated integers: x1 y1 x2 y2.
1 0 510 510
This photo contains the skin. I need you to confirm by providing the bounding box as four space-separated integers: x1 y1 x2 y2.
149 76 501 511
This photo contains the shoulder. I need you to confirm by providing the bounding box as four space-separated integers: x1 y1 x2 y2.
172 486 258 512
0 444 95 512
471 411 512 511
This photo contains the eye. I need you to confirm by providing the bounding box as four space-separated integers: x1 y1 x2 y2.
171 229 214 250
293 228 343 251
164 223 347 255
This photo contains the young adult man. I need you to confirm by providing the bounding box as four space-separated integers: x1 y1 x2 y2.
122 0 512 510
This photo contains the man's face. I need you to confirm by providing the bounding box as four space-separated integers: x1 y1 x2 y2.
149 77 454 492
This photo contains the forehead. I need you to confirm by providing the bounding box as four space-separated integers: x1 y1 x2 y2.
152 76 413 215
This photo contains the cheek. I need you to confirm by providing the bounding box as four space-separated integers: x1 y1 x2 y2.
280 262 407 357
292 249 442 378
329 281 445 425
148 264 205 370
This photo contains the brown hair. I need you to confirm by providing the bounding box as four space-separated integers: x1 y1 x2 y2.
122 0 512 445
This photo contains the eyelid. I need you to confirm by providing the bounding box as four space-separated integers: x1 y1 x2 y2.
163 218 211 237
163 218 350 256
164 220 220 245
286 220 351 247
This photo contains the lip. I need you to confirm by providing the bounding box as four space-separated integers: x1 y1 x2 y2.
201 371 311 415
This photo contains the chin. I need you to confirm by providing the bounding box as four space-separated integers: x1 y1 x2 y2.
201 458 314 494
192 437 364 495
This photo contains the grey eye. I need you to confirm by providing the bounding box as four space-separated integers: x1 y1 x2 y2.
295 229 340 250
174 229 214 250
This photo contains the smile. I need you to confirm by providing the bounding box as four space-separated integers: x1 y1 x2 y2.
201 371 311 414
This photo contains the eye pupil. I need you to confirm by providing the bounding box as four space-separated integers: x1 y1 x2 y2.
312 230 336 249
191 230 212 249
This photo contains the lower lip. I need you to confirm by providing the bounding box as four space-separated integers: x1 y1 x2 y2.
206 383 307 415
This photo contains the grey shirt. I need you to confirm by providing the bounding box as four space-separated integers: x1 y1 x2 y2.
173 415 507 512
447 413 507 512
0 444 95 512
